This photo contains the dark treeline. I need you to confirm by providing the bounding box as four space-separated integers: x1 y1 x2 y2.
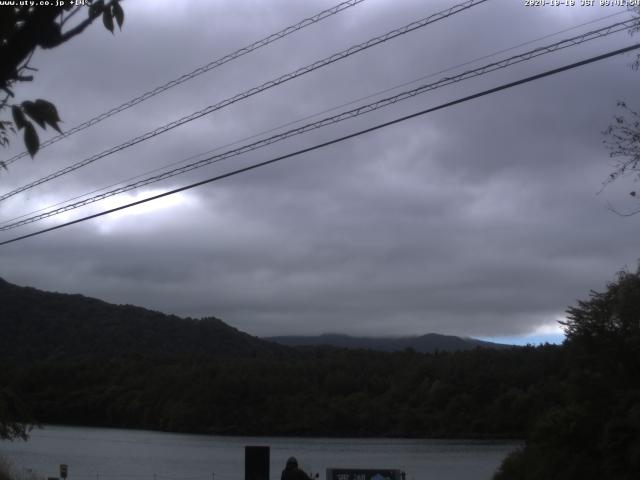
3 345 563 438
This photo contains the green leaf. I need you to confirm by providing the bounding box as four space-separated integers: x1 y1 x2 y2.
89 0 105 19
20 99 63 133
0 120 16 134
34 99 62 133
113 1 124 29
103 8 114 33
21 101 46 129
24 122 39 157
12 106 27 130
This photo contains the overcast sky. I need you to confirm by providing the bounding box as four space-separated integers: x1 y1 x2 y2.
1 0 639 343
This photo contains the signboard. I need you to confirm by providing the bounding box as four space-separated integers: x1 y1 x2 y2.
326 469 404 480
59 465 68 479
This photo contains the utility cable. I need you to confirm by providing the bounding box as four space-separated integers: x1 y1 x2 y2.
1 0 366 167
1 10 627 228
1 18 635 231
0 0 489 203
1 43 638 247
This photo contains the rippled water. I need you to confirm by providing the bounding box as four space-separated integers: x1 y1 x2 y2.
0 426 519 480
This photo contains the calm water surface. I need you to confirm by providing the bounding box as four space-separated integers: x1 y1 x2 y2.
0 426 520 480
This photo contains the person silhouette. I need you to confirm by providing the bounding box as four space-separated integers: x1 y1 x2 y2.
281 457 313 480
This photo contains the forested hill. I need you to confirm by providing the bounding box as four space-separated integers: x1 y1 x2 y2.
0 277 287 361
267 333 511 353
3 270 640 478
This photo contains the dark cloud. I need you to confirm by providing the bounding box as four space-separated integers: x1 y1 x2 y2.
1 0 638 340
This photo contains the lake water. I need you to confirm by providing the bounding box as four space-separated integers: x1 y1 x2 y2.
0 426 519 480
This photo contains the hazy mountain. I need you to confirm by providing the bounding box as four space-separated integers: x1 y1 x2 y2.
0 277 287 361
266 333 512 353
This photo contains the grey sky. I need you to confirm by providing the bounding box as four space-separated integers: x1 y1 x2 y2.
1 0 639 341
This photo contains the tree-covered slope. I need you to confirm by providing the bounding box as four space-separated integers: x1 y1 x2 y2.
0 277 287 361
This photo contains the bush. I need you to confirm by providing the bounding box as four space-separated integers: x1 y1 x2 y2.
0 457 42 480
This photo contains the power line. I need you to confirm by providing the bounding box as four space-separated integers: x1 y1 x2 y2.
0 0 489 203
2 10 626 229
1 43 637 247
1 0 366 167
3 17 633 229
2 17 635 231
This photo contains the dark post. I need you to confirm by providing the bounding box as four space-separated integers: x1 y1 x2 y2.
245 446 270 480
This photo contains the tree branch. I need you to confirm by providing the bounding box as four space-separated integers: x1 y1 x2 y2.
60 6 84 28
58 14 99 45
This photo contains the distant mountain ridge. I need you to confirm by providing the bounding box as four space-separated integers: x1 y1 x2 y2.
0 277 286 361
0 277 510 363
266 333 512 353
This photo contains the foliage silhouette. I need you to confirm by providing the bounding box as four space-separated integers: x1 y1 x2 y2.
494 267 640 479
0 1 124 163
